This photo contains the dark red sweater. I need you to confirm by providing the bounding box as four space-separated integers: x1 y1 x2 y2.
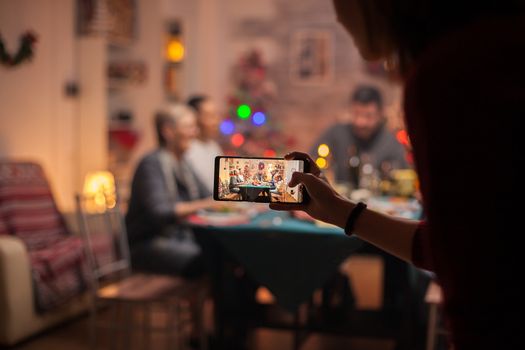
407 15 523 349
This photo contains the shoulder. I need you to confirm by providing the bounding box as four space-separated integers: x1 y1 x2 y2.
377 124 402 147
322 123 350 141
135 151 162 174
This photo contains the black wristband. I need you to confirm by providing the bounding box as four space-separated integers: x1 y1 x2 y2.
344 202 367 236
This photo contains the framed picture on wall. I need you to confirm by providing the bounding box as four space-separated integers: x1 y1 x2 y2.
290 29 334 86
77 0 136 46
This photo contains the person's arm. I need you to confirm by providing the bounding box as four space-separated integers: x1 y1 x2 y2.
270 152 422 264
174 197 217 218
132 157 178 226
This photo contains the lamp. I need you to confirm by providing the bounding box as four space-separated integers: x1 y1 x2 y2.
165 21 184 63
83 171 116 213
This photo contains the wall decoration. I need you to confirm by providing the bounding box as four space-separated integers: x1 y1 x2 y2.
107 61 147 89
290 29 333 86
0 31 37 67
77 0 136 46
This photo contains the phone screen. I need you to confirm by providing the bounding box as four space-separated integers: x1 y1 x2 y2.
213 156 307 203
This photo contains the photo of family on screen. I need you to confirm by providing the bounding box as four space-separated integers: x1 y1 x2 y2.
216 158 304 203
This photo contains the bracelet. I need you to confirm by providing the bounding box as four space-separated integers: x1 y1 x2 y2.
344 202 367 236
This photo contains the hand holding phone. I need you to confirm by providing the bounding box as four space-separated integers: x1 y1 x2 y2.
213 156 309 204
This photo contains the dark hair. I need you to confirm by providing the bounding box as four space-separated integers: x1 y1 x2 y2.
154 111 174 147
388 1 525 73
187 94 209 114
351 85 383 109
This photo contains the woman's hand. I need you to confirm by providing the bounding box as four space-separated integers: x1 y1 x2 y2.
270 152 354 228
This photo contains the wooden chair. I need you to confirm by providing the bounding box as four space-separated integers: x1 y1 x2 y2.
75 193 208 350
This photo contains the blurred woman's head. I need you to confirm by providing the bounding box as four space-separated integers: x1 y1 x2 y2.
155 104 197 156
187 94 221 140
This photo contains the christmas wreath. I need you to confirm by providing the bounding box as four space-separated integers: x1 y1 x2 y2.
0 31 38 67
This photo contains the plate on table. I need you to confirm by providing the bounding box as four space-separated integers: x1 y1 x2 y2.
188 209 251 226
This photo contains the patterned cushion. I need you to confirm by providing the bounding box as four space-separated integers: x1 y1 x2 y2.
29 236 89 312
0 162 66 249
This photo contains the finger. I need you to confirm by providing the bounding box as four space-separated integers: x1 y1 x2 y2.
269 203 307 211
288 172 317 188
284 151 321 176
284 151 311 161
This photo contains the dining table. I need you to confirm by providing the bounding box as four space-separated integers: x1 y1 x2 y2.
236 184 272 201
187 196 422 349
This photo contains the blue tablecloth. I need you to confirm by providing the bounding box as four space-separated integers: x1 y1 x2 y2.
191 211 362 312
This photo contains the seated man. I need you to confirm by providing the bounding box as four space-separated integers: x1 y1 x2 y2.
125 104 217 278
311 85 408 189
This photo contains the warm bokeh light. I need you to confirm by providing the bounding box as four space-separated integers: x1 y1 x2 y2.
237 104 251 119
396 129 410 146
252 112 266 126
263 149 276 157
316 157 327 169
231 133 245 147
220 119 235 135
166 38 185 63
83 171 116 213
317 143 330 157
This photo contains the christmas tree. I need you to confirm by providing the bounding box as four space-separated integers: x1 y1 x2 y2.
220 49 295 157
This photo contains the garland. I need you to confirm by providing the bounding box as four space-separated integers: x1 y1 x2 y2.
0 31 38 67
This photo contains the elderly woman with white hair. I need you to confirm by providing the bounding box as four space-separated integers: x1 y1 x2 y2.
126 103 217 278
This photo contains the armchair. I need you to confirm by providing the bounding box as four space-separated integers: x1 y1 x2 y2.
0 161 89 346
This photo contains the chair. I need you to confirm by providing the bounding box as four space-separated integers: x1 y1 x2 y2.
75 192 208 350
0 161 89 346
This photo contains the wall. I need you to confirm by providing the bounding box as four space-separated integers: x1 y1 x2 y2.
0 0 107 211
0 0 78 209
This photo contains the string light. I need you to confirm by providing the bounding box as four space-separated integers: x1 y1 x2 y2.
317 144 330 157
231 133 245 147
252 112 266 126
220 120 235 135
316 157 327 169
237 104 251 119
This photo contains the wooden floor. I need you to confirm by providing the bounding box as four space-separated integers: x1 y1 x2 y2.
3 259 401 350
4 311 394 350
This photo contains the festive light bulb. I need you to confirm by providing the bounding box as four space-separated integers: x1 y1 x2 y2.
252 112 266 126
83 171 116 213
231 133 245 147
237 104 251 119
396 129 410 146
316 157 327 169
166 38 184 63
220 120 235 135
263 149 276 157
317 144 330 157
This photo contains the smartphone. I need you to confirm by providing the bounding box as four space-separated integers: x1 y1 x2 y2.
213 156 309 204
